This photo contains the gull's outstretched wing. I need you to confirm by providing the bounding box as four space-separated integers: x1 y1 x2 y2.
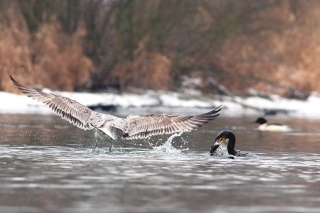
10 75 105 130
122 106 222 140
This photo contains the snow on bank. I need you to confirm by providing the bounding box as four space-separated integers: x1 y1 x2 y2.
1 89 320 118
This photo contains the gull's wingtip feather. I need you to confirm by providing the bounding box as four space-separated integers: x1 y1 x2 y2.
10 75 23 88
10 75 16 84
216 105 222 111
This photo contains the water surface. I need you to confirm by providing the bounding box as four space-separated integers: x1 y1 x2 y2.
0 113 320 213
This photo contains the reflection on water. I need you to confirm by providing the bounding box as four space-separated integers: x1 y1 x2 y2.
0 113 320 213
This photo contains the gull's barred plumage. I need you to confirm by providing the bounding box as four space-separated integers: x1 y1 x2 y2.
10 75 222 143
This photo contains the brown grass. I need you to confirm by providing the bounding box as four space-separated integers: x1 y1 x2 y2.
110 50 173 91
31 23 94 91
0 13 94 93
3 1 320 97
216 1 320 96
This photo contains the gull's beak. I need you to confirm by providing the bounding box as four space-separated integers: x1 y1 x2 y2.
210 137 225 154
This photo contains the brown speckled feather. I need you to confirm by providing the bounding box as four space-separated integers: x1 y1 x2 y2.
11 75 222 142
10 75 104 130
122 106 222 140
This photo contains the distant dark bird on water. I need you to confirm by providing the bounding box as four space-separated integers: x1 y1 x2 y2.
10 75 222 150
255 117 291 132
210 130 256 158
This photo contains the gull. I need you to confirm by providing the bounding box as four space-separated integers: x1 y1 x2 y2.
10 75 222 150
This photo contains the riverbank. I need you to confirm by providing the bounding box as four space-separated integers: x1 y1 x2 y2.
2 89 320 118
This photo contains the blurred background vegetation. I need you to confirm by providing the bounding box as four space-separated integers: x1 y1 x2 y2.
0 0 319 99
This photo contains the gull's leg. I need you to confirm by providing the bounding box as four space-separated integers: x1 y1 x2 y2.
94 139 99 151
94 135 98 148
94 128 116 152
92 136 99 152
109 144 113 152
93 129 100 151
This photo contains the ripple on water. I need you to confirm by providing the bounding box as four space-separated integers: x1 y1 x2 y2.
1 133 320 212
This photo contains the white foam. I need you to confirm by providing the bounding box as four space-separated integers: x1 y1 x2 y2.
151 132 185 154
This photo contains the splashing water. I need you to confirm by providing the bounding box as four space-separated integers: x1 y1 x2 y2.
88 132 189 155
151 132 188 154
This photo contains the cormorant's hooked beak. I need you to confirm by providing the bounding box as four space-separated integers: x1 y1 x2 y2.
210 144 219 154
210 136 226 154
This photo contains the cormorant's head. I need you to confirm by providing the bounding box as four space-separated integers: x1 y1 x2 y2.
255 117 267 125
210 130 235 155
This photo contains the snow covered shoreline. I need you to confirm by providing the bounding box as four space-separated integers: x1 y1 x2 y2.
1 89 320 118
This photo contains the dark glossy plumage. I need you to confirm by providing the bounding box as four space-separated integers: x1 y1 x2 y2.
210 130 255 157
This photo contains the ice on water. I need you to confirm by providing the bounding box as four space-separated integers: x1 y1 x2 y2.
4 88 320 117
